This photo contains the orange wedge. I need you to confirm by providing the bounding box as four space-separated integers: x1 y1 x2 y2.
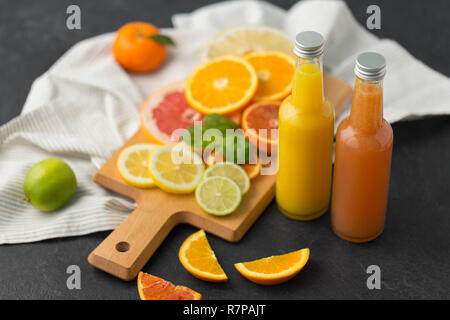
234 248 309 285
185 56 258 115
244 51 295 101
179 229 228 282
137 272 202 300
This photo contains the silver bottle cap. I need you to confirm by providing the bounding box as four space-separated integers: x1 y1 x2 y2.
293 31 324 59
354 52 386 81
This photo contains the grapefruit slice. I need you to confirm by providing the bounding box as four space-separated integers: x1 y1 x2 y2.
137 272 202 300
140 81 203 144
140 81 241 144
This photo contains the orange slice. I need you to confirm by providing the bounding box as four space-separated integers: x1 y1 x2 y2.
241 157 262 179
234 248 310 285
204 151 222 167
179 229 228 282
137 272 202 300
242 101 280 155
244 51 295 101
185 56 258 115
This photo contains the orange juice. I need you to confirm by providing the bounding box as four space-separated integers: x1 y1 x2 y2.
331 52 393 242
276 31 334 220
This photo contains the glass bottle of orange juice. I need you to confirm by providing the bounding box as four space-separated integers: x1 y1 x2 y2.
276 31 334 220
331 52 393 242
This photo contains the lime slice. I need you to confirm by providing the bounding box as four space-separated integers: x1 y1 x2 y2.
195 176 242 216
204 162 250 195
200 25 294 62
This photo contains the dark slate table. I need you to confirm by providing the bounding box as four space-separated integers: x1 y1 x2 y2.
0 0 449 299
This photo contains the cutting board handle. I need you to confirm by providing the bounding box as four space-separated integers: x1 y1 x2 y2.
88 205 178 281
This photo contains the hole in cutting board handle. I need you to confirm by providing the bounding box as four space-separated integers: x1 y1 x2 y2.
115 241 130 252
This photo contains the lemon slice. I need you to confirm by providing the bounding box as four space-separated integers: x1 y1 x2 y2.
204 162 250 195
195 176 242 216
117 143 158 188
200 25 294 62
149 145 204 194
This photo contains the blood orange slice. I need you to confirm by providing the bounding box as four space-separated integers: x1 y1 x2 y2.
242 101 280 155
140 81 242 144
137 272 202 300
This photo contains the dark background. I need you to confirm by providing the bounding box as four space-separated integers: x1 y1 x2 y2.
0 0 449 299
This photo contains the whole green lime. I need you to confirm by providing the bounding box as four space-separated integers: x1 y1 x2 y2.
23 158 77 211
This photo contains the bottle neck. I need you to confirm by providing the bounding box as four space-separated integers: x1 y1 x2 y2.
349 77 384 132
292 56 324 111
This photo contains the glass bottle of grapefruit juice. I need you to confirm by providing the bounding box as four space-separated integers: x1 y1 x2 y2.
331 52 393 242
276 31 334 220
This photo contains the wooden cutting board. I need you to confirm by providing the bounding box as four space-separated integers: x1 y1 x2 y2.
88 76 352 281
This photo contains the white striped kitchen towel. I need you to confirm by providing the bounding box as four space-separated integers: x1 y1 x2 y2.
1 0 450 244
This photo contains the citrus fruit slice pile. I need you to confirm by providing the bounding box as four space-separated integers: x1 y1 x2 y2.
200 25 293 61
234 248 310 285
148 145 204 194
179 229 228 282
242 101 280 155
137 272 202 300
140 81 243 145
117 143 158 188
244 51 295 101
185 56 258 115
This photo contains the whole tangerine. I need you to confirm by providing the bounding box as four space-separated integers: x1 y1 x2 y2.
113 22 174 73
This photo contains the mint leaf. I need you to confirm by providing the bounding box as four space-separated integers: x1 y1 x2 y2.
181 114 249 164
182 125 224 149
148 34 176 46
203 113 238 132
181 125 206 149
221 132 250 164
